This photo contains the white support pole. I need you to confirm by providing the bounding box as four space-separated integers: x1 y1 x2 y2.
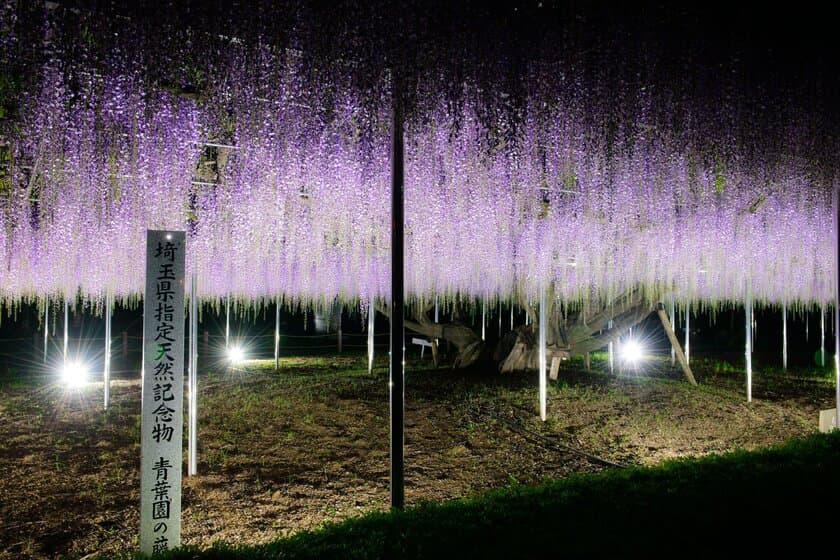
368 304 375 374
104 291 112 410
806 311 809 342
225 294 231 350
510 304 514 331
539 287 547 422
746 295 753 403
608 318 614 375
481 301 486 341
822 306 826 368
188 275 198 476
274 299 280 371
669 299 676 366
434 295 439 324
498 300 502 337
43 297 49 364
685 304 690 365
63 297 69 367
782 303 788 371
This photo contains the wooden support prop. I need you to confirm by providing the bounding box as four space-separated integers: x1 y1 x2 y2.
584 352 590 371
549 356 561 381
656 304 697 386
431 339 439 367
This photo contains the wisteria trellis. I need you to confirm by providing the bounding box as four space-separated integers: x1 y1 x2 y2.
0 4 836 312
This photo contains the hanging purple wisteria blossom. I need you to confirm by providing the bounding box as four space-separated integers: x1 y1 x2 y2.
0 2 836 313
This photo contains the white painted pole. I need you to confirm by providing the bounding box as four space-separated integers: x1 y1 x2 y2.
806 311 809 342
510 304 514 330
669 299 676 366
188 275 198 476
685 304 690 365
481 301 486 341
104 291 112 410
746 295 752 403
498 300 502 337
782 303 787 371
608 318 614 375
63 297 69 367
43 297 49 364
434 295 439 324
368 304 375 374
822 306 826 368
539 287 547 422
225 294 230 350
274 299 280 371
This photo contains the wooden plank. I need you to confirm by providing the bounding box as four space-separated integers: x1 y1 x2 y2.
549 356 561 381
656 305 697 386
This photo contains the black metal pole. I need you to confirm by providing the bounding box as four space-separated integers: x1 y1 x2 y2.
390 80 405 510
835 187 839 429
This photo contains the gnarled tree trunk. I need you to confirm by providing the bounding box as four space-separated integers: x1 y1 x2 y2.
379 301 487 368
497 288 653 373
381 288 655 372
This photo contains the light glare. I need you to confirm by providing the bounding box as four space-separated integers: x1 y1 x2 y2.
61 360 88 387
227 345 245 364
621 340 644 364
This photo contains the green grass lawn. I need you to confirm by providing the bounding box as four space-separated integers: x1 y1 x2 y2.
115 430 840 559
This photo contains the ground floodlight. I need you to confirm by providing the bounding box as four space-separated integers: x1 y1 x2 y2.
227 345 245 364
621 340 644 364
61 360 88 387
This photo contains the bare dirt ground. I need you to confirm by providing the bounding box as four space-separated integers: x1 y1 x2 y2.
0 354 832 559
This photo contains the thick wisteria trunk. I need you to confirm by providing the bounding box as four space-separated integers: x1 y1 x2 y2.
496 289 652 373
403 303 485 368
377 301 485 368
393 290 652 372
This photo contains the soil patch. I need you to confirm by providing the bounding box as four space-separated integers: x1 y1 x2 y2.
0 355 831 558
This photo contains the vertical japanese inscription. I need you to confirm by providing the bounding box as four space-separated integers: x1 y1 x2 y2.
140 230 186 555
